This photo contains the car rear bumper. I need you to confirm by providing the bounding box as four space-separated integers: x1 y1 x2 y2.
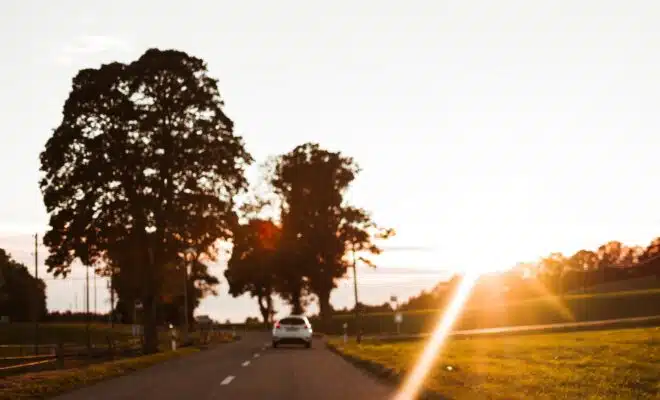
273 336 311 345
272 330 313 343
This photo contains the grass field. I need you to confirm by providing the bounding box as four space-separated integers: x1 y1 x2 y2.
329 327 660 399
320 288 660 335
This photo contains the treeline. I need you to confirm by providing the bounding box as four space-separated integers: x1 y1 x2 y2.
38 47 390 353
0 249 47 322
46 311 110 323
396 237 660 312
531 238 660 294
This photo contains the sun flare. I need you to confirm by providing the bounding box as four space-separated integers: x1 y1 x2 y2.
394 271 481 400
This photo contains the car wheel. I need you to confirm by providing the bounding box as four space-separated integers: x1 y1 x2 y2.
305 341 311 349
272 341 278 348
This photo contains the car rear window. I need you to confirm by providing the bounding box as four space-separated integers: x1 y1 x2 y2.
279 317 306 325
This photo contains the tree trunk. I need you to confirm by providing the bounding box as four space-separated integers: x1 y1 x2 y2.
141 244 159 355
258 295 269 327
186 280 195 333
317 288 332 333
142 294 159 354
266 294 274 323
290 288 304 315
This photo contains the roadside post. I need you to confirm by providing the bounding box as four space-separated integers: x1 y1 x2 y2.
343 322 348 344
170 324 178 351
133 300 143 337
390 295 401 335
56 341 64 369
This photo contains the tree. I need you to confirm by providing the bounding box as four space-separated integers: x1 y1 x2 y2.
269 143 393 321
619 245 644 266
639 237 660 279
539 252 568 294
269 143 356 314
96 241 142 324
225 219 280 325
563 249 599 292
596 241 625 267
568 250 599 272
0 249 47 322
40 48 251 353
334 206 394 324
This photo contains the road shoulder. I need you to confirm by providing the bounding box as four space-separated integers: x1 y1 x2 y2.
0 347 200 400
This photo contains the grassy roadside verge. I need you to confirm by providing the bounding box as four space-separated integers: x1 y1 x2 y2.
0 347 200 400
327 327 660 399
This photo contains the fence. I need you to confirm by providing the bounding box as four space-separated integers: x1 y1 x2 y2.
0 339 143 376
0 329 233 376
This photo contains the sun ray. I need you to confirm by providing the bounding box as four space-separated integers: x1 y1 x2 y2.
394 272 480 400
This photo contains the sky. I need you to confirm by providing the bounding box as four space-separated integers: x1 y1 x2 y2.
0 0 659 321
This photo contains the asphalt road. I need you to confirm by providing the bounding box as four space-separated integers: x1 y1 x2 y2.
53 316 660 399
54 332 395 400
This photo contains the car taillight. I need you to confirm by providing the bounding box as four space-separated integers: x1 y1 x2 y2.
274 322 280 329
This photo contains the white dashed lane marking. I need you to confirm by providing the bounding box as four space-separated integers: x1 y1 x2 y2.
242 361 250 367
221 375 235 385
253 353 260 358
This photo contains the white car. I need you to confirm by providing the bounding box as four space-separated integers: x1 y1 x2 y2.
272 315 313 348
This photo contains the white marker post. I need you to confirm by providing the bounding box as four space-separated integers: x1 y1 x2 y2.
395 312 402 335
170 324 178 351
133 300 143 338
343 322 348 344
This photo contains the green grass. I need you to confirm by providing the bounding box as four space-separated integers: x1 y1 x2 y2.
320 288 660 335
0 347 200 400
329 327 660 399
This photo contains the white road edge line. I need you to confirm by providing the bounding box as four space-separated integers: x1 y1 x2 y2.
242 360 250 367
221 375 235 385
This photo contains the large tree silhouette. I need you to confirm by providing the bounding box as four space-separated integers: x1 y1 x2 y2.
40 48 251 353
269 143 393 320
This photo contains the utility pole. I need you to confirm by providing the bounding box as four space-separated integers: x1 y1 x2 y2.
109 269 115 328
584 266 589 321
85 266 91 352
34 233 39 355
182 252 193 342
94 269 97 316
183 262 189 336
180 248 196 343
351 243 361 343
